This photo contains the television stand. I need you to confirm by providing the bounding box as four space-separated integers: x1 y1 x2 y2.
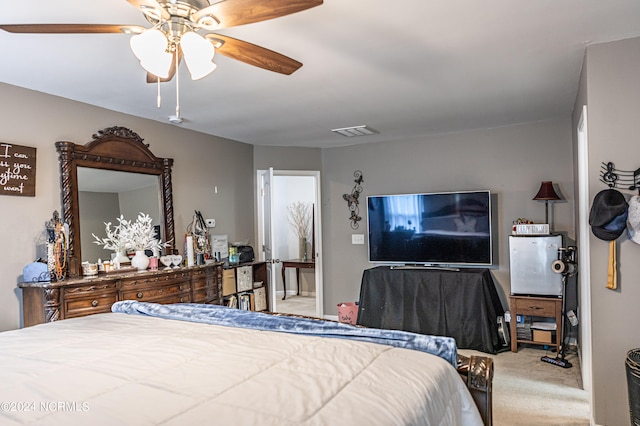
390 264 460 272
358 266 505 353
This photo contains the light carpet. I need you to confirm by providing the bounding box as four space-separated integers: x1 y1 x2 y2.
459 346 590 425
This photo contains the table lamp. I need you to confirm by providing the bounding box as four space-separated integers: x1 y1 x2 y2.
533 181 561 226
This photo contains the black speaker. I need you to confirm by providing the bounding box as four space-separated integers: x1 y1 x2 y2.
237 246 255 263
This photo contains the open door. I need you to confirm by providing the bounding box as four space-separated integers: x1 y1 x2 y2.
257 168 278 311
257 169 323 318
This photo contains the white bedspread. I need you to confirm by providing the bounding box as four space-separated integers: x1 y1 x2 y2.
0 313 482 425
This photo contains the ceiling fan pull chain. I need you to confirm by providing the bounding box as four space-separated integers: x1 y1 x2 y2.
175 48 180 119
157 76 162 108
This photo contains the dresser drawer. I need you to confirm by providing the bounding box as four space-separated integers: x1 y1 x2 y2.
120 272 189 290
121 282 190 302
192 272 214 291
512 297 558 317
192 288 218 304
63 281 117 298
64 291 118 318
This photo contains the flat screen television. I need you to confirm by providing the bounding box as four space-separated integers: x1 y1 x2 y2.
367 190 493 267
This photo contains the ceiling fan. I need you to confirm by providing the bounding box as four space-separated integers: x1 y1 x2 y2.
0 0 323 82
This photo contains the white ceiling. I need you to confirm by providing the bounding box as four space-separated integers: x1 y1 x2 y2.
2 1 640 148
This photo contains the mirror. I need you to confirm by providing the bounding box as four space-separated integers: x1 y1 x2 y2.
77 168 162 263
57 126 175 277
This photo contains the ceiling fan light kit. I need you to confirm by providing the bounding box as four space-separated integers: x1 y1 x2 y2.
0 0 323 79
130 29 173 78
0 0 324 114
180 31 216 80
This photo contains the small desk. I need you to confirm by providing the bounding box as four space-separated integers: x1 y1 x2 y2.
509 295 562 353
281 259 315 300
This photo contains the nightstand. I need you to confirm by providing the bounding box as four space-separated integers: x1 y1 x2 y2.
509 295 562 353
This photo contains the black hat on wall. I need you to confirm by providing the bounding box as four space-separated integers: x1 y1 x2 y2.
589 189 628 241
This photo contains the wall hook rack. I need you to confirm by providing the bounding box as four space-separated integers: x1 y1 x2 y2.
342 170 364 229
600 161 640 193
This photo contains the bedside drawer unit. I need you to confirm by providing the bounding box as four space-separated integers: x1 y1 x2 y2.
509 295 562 353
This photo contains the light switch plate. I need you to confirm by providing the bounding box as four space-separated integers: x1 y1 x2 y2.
352 234 365 244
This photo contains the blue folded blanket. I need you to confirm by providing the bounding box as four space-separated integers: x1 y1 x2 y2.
112 300 457 367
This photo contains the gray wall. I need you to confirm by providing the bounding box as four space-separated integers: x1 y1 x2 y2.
253 145 322 171
254 120 576 315
574 37 640 426
0 82 254 331
319 119 575 314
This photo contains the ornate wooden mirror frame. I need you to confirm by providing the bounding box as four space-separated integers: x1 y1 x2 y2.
56 126 175 278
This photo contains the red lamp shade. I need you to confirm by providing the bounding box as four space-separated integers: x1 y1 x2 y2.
533 181 561 201
533 181 561 227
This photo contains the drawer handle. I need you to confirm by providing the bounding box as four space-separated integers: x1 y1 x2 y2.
530 306 544 310
137 292 143 299
91 300 98 307
158 289 163 294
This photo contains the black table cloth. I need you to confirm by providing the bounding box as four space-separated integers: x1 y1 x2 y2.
357 266 505 354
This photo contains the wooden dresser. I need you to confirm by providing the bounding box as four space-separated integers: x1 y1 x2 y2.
18 263 223 327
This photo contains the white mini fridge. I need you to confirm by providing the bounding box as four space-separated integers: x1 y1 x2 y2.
509 235 563 296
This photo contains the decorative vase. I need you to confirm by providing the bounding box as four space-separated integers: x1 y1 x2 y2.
299 237 307 261
131 250 150 271
112 250 130 265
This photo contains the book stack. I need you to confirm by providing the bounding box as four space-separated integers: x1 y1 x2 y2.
515 314 532 341
238 293 252 310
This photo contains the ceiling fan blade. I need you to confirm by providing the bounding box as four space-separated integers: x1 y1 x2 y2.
127 0 171 21
0 24 143 34
206 33 302 75
146 48 182 83
193 0 323 29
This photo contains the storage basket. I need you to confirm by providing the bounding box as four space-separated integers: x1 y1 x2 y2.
627 348 640 425
337 302 359 325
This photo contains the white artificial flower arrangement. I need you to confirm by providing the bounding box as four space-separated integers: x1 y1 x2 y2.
93 213 168 252
92 215 128 253
287 201 311 239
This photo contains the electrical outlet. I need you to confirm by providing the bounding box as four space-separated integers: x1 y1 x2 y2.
205 218 215 228
352 234 365 244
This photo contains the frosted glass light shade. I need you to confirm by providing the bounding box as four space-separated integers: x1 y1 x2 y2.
130 29 172 78
180 31 216 80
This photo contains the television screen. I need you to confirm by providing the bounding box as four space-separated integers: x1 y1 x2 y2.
367 190 493 267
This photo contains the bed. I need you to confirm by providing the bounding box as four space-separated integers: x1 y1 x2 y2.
0 301 492 425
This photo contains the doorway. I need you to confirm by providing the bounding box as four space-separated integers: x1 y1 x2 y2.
257 169 323 318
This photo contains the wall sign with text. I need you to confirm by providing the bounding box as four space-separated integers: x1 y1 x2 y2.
0 142 36 197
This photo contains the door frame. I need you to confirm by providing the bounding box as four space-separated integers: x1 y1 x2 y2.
256 169 323 318
577 105 593 404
